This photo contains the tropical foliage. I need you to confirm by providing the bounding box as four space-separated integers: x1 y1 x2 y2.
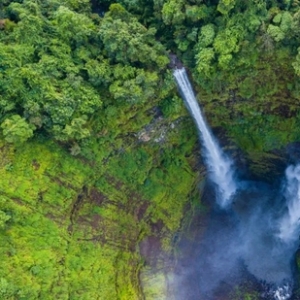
1 0 300 299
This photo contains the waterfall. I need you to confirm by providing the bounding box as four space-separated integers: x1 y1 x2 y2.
271 164 300 300
173 68 237 207
278 164 300 243
172 67 297 300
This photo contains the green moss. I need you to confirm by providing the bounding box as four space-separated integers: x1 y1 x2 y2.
0 124 199 298
140 269 168 300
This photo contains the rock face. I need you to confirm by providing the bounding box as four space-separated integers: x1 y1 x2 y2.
137 114 177 144
0 109 198 299
169 54 184 69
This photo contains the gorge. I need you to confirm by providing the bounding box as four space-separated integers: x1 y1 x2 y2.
174 68 300 300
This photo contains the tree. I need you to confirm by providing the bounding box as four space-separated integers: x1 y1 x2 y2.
56 116 91 141
162 0 185 25
195 47 215 77
198 24 215 48
0 211 10 229
1 115 34 144
217 0 236 15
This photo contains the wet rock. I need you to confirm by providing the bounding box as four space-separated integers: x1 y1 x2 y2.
138 132 151 142
169 54 184 69
139 236 162 267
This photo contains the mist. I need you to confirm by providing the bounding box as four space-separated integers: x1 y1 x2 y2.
173 175 299 299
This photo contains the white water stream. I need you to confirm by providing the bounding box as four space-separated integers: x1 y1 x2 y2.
279 164 300 243
272 164 300 299
173 68 237 207
173 67 300 300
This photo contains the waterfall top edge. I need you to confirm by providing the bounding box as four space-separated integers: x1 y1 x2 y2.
168 54 184 69
173 67 186 76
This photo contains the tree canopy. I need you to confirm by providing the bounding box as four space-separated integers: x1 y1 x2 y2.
0 0 300 149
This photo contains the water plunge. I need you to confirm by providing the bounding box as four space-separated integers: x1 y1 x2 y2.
173 68 300 299
173 68 237 208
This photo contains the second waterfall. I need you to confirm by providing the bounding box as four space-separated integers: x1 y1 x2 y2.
173 68 237 207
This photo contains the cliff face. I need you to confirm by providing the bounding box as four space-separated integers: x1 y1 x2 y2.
0 100 294 299
0 114 200 299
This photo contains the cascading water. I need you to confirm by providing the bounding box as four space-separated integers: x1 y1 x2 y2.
173 67 299 300
279 164 300 243
270 164 300 300
173 68 237 207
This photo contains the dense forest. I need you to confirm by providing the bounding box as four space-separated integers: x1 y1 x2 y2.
0 0 300 299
